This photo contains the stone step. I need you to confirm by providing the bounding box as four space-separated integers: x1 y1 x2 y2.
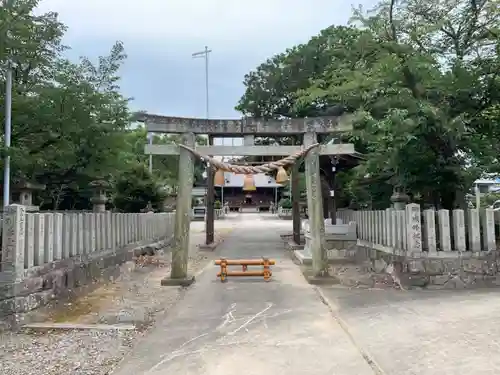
21 322 136 331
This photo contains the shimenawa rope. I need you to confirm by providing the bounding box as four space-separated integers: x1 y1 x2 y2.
178 143 320 174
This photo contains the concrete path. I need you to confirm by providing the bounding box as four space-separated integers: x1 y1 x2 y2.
111 214 376 375
319 286 500 375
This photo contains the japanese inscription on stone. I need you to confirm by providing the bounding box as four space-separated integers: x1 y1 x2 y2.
1 204 26 280
406 204 422 252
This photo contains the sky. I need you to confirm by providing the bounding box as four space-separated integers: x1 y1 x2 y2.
36 0 378 122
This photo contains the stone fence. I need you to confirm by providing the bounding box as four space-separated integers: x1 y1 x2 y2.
337 209 356 225
338 205 498 254
0 204 175 320
336 205 500 288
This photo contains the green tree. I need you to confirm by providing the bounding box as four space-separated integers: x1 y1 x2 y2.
343 0 500 208
236 25 364 119
9 42 131 209
1 1 137 209
0 0 67 88
237 0 500 210
121 125 208 189
235 25 381 204
113 164 166 212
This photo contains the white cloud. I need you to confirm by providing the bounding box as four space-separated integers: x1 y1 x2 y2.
34 0 379 118
36 0 375 47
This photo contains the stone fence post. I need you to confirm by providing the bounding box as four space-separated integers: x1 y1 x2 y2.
405 203 422 253
349 205 496 253
1 204 26 282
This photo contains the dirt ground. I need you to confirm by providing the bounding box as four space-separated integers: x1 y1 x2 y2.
0 222 234 375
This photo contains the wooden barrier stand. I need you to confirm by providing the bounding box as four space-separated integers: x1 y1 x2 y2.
215 258 275 282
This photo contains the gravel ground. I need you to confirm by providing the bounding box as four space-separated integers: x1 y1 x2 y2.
0 227 231 375
0 329 136 375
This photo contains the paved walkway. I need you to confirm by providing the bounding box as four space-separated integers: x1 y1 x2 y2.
319 286 500 375
111 214 376 375
111 213 500 374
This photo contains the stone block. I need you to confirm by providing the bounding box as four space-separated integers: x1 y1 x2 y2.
161 276 195 287
50 270 68 295
424 259 445 275
405 274 430 287
442 259 461 274
461 273 485 287
408 259 426 273
443 275 466 289
0 277 43 300
462 259 489 274
305 275 340 285
429 275 451 285
372 258 388 273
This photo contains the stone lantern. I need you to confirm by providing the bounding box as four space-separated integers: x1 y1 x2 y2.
89 180 109 212
15 181 46 212
390 185 410 210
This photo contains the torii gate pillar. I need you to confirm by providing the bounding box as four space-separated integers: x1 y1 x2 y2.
304 132 328 276
161 132 196 286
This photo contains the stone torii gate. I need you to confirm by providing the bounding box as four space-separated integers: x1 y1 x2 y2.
141 114 354 285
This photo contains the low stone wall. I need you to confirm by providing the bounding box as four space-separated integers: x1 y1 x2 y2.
295 220 358 264
0 204 176 325
354 241 500 289
293 247 358 265
0 237 172 324
327 204 500 289
191 207 225 221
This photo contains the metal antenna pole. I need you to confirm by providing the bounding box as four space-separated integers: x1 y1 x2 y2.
204 46 209 119
192 46 212 120
3 63 12 207
192 46 213 243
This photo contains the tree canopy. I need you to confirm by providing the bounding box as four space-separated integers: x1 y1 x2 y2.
236 0 500 209
0 0 205 212
2 0 499 212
